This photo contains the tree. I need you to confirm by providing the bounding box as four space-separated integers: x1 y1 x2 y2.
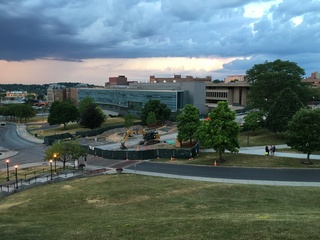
140 100 171 125
0 104 36 122
78 96 95 117
242 110 264 145
146 112 157 127
124 113 134 128
79 103 106 130
14 104 37 123
44 140 87 170
246 59 310 113
195 101 240 161
285 108 320 164
266 88 304 133
48 101 79 129
177 104 200 145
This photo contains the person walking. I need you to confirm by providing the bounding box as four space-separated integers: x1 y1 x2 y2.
265 146 269 156
270 145 276 156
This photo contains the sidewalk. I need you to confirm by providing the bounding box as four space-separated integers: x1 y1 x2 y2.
202 144 320 160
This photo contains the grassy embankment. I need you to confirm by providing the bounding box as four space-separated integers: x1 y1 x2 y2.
1 174 320 240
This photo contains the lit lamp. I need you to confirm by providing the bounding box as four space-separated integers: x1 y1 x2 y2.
15 165 18 189
6 159 10 181
53 153 57 172
49 160 53 180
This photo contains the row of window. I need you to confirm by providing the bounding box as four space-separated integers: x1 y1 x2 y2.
206 92 228 98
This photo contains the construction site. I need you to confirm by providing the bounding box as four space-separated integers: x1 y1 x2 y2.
77 122 180 151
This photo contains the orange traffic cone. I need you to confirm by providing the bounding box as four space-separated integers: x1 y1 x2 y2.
214 160 217 167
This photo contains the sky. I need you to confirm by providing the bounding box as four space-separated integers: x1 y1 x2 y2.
1 0 320 86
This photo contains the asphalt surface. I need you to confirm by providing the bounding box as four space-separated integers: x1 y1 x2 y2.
1 122 320 187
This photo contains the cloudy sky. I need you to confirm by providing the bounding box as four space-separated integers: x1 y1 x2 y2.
1 0 319 85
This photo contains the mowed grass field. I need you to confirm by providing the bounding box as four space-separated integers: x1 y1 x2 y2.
1 174 320 240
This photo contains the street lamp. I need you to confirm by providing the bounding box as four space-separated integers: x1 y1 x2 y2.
15 165 18 189
49 160 53 180
6 159 10 181
53 153 57 172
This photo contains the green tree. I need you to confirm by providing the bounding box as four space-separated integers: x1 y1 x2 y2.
44 140 87 170
14 104 37 123
48 101 79 129
140 100 171 125
78 96 95 117
146 112 157 127
79 103 106 130
124 113 134 128
24 94 36 105
177 104 200 145
285 108 320 163
242 110 264 145
266 88 304 133
195 101 240 161
246 59 310 113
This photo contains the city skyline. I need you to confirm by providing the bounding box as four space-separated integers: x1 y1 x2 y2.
1 0 320 85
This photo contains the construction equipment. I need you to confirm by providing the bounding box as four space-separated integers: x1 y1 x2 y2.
120 129 160 149
138 130 160 145
120 129 135 149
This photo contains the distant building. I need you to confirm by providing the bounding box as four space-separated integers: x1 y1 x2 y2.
107 75 129 86
48 74 250 116
150 74 211 83
47 84 66 105
6 91 30 98
205 81 250 112
301 72 320 88
224 75 246 83
78 81 206 116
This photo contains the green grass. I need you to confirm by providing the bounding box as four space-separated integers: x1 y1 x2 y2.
239 128 286 147
1 174 320 239
27 117 127 137
155 152 320 168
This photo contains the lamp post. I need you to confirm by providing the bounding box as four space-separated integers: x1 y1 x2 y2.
6 159 10 181
15 165 18 189
53 153 57 172
49 160 53 180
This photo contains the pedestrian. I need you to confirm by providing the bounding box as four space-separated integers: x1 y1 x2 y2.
270 145 276 156
265 146 269 156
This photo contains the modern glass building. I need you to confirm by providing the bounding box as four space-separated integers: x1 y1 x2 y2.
78 87 186 116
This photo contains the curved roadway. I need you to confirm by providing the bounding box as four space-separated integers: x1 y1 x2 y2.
0 122 47 168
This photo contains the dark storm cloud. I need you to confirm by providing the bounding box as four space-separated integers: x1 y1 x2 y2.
0 0 320 76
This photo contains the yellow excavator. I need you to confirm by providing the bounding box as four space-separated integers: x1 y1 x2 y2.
120 129 135 149
138 130 160 145
120 129 161 149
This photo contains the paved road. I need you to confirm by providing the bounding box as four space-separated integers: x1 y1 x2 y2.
126 161 320 183
0 123 46 168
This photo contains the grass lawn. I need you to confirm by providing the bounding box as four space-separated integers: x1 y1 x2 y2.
155 152 320 168
239 128 286 147
26 117 127 138
1 174 320 240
